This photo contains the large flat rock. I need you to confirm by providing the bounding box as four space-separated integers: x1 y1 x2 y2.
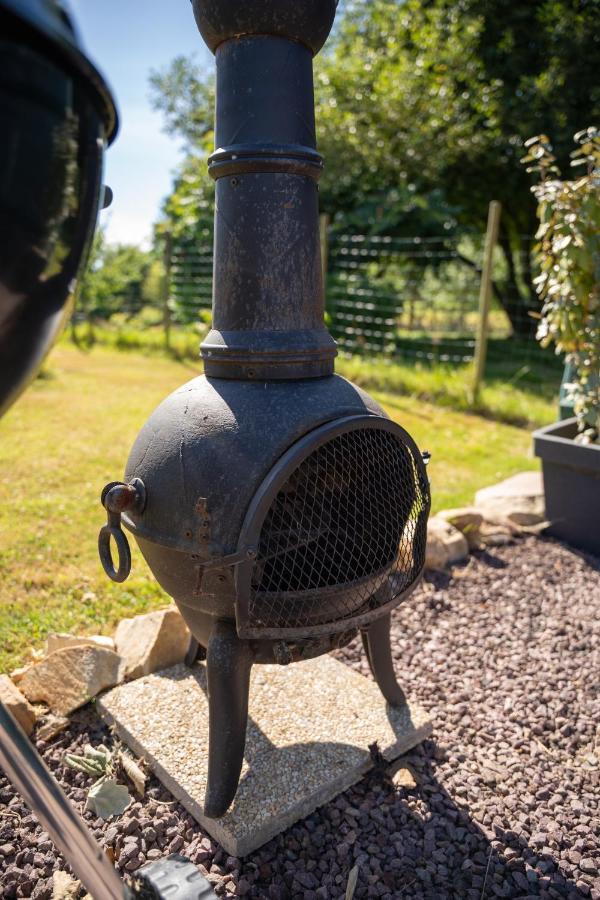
475 470 543 501
98 656 432 856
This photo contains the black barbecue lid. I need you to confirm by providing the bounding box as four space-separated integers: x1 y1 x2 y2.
1 0 118 143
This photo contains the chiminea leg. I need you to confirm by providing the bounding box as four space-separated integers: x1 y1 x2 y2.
184 635 206 667
361 613 407 707
204 620 252 819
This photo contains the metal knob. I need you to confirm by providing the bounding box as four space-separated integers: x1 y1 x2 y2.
98 478 145 583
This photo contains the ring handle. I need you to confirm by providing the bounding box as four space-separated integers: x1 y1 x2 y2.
98 479 145 583
98 523 131 583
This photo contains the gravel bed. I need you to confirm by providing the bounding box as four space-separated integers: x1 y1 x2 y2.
1 536 599 899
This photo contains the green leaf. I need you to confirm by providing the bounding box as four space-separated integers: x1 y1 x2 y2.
64 754 105 777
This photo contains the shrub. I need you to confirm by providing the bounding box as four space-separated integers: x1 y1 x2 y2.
522 128 600 443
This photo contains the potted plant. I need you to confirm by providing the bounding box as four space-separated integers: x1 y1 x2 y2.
522 128 600 555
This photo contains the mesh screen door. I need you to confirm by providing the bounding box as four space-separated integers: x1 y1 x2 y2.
235 415 430 640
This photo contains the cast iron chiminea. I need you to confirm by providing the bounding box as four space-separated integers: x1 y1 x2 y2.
99 0 431 819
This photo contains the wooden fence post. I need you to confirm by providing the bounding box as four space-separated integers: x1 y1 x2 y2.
162 232 173 352
472 201 501 404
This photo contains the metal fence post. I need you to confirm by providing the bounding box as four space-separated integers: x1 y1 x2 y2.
162 232 173 351
319 213 330 295
472 201 501 404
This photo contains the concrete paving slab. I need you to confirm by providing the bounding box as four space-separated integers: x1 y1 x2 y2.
98 655 432 856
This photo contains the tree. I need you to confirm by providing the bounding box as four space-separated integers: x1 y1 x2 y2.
149 56 214 155
314 0 599 334
76 229 155 326
150 0 599 335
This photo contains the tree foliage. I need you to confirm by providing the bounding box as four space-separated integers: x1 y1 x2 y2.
149 0 599 334
149 56 214 156
77 230 156 321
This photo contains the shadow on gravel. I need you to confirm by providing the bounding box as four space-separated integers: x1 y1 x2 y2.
0 704 591 899
558 542 600 572
340 736 588 900
154 673 590 898
471 549 510 570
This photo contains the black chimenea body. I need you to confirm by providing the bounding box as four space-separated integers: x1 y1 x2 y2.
99 0 431 818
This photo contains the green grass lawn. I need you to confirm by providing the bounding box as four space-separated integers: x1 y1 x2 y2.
69 317 562 430
0 342 554 672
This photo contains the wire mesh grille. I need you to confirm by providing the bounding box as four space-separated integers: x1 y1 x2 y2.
248 426 429 633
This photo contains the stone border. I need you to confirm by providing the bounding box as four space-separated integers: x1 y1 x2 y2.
426 470 547 570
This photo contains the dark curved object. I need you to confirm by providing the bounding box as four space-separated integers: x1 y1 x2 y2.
0 0 117 417
205 620 253 818
190 0 337 55
1 0 118 139
361 614 408 707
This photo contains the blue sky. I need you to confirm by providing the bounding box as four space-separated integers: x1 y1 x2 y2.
69 0 211 246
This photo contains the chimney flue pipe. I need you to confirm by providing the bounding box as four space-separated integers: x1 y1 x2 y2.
196 0 338 380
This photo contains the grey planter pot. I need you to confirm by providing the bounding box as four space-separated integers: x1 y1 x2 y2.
533 417 600 556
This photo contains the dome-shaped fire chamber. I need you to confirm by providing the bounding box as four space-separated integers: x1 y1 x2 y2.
99 373 430 658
